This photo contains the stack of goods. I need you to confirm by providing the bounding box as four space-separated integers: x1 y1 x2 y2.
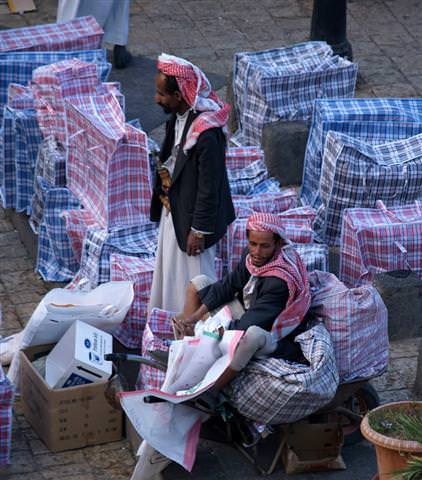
232 41 358 146
340 200 422 287
26 58 125 281
0 365 14 466
314 130 422 246
301 98 422 208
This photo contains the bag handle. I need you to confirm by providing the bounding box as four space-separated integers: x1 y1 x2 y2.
376 199 422 222
394 241 414 272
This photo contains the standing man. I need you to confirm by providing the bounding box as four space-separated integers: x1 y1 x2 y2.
148 54 235 313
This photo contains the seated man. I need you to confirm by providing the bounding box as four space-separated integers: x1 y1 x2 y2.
173 212 311 388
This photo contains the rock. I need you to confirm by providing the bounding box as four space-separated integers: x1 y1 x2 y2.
372 270 422 341
262 120 309 186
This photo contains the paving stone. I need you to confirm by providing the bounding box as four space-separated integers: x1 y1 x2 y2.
1 473 44 480
83 445 134 469
371 82 418 97
15 303 38 326
37 463 94 480
35 451 86 468
377 388 413 404
371 356 418 393
0 219 15 233
0 270 46 294
1 303 23 329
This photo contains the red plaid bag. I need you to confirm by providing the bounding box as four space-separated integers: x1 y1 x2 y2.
227 207 316 270
110 254 155 349
232 189 298 217
226 146 264 170
139 308 176 390
0 16 103 52
340 200 422 287
66 94 151 228
61 209 100 262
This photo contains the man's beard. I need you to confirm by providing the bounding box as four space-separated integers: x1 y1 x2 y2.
158 103 172 114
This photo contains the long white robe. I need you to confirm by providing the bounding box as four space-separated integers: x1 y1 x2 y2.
57 0 130 46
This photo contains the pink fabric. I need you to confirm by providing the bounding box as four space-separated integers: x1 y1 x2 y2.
246 212 311 341
157 53 230 152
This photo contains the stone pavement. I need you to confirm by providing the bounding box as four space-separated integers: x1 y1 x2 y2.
0 0 422 479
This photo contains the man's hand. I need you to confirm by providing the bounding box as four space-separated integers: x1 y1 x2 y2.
186 231 205 256
172 315 199 338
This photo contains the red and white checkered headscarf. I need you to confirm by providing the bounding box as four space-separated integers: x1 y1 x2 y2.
157 53 230 152
246 212 311 341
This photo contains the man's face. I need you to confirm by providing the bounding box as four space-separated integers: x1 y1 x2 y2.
154 72 182 114
247 230 280 267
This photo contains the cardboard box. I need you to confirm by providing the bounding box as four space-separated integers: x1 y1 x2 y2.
281 418 346 474
45 321 113 388
20 344 122 452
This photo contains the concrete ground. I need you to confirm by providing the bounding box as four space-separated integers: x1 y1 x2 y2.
0 0 422 479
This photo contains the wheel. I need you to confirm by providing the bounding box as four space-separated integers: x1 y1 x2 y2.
342 383 380 446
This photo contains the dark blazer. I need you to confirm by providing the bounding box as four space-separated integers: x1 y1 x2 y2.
150 111 235 252
198 248 309 362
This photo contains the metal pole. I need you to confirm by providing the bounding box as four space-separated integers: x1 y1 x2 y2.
310 0 353 60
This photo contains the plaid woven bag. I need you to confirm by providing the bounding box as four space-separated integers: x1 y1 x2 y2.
66 94 151 228
315 131 422 246
301 98 422 207
0 365 14 466
340 200 422 287
225 146 264 170
111 254 155 349
233 41 357 146
309 270 388 382
0 16 103 52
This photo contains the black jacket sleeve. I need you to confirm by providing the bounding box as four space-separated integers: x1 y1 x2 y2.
191 128 226 233
229 276 289 332
198 251 250 312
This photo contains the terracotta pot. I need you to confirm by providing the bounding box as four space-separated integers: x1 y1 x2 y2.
361 401 422 480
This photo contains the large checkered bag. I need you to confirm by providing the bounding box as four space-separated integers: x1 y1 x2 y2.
78 223 158 287
295 243 329 272
30 137 66 232
226 146 264 170
301 98 422 207
0 16 103 52
66 94 151 228
227 321 338 424
340 200 422 287
232 188 298 217
110 254 155 349
227 207 316 271
233 41 358 146
7 83 34 109
309 270 388 382
14 109 43 213
228 159 268 195
139 308 175 390
0 365 14 466
32 59 109 143
61 208 100 262
315 131 422 246
0 49 109 111
0 106 18 208
35 180 81 282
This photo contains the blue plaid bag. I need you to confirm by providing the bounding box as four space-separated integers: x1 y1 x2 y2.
14 109 43 213
233 41 358 146
301 98 422 207
35 180 81 282
79 223 158 287
228 160 268 195
0 365 14 466
0 107 17 208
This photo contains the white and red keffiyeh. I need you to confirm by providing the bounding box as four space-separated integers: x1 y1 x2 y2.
246 212 311 341
157 53 230 152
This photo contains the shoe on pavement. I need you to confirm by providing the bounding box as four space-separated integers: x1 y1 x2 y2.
113 45 133 69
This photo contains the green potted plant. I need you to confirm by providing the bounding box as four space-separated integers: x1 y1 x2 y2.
360 401 422 479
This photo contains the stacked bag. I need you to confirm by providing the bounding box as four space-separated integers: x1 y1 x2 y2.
0 365 14 466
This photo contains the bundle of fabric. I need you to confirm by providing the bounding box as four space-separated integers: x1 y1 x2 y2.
0 105 42 212
0 16 103 52
139 307 175 390
0 365 14 466
227 321 338 424
31 58 121 144
66 93 151 229
35 179 81 282
233 41 358 146
74 223 158 288
227 207 316 271
301 98 422 207
30 137 66 233
340 200 422 287
314 131 422 246
309 270 388 382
